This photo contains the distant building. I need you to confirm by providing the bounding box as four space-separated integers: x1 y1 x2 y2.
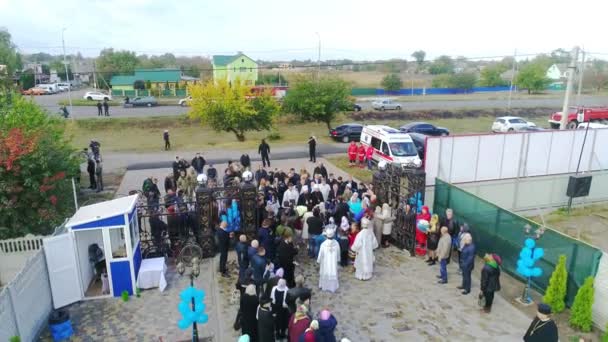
110 68 199 91
212 53 258 85
546 64 567 80
278 63 293 69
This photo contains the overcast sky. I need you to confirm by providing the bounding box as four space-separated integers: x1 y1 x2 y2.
1 0 606 61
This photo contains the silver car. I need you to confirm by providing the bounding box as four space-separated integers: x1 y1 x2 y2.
372 99 402 111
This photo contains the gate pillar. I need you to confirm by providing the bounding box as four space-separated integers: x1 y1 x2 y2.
196 185 216 258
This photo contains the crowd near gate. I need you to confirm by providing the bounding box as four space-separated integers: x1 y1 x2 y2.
433 179 607 327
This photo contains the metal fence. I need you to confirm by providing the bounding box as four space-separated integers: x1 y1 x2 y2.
111 89 188 97
0 249 53 342
350 86 515 96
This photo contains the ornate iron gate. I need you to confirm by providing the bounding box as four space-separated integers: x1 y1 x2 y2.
373 165 426 255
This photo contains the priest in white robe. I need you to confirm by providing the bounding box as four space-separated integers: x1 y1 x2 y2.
352 216 378 280
317 227 340 292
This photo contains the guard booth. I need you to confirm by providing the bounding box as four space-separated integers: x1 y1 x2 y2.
43 195 142 309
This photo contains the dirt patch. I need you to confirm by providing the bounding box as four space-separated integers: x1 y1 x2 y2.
351 107 555 121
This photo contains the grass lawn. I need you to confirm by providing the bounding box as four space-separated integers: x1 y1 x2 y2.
59 99 180 106
66 113 542 153
325 156 373 184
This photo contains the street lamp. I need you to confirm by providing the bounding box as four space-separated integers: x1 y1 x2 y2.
177 257 201 342
61 28 73 120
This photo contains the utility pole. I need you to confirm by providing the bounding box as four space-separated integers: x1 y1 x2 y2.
507 49 517 111
315 32 321 79
576 49 586 106
560 46 579 130
93 60 98 90
62 28 74 120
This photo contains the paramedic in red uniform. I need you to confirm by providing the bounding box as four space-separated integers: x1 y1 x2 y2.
366 145 374 170
347 141 358 167
357 143 366 168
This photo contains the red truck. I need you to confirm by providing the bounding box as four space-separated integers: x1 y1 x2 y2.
549 106 608 129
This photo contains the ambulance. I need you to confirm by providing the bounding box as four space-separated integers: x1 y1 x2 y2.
359 125 422 168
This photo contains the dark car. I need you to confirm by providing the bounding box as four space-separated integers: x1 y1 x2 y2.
399 122 450 136
407 132 427 162
124 96 158 107
329 123 363 143
353 103 362 111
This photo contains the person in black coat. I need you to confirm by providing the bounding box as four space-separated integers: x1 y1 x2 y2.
257 297 275 342
333 196 350 223
149 213 168 247
523 303 559 342
308 136 317 163
164 174 176 193
240 284 259 342
286 274 312 315
313 162 328 180
207 164 217 181
216 221 232 277
258 139 271 167
270 278 289 339
255 165 268 184
458 235 475 294
480 253 501 313
87 156 96 189
172 156 181 181
96 101 102 116
102 99 109 116
241 154 251 170
276 232 298 287
191 153 206 174
163 130 171 150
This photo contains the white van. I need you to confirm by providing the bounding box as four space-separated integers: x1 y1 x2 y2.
56 83 71 92
38 83 58 94
360 125 422 168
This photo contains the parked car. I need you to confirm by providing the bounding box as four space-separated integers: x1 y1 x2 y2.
577 122 608 129
491 116 536 133
56 83 71 92
371 99 402 111
399 122 450 136
37 84 58 94
124 96 158 107
329 123 363 143
21 87 48 95
353 103 362 111
407 132 427 163
83 91 112 101
179 96 192 107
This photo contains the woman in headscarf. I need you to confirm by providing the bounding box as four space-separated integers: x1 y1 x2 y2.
265 268 284 299
372 206 384 248
426 214 440 265
317 309 338 342
480 253 502 313
257 297 275 342
288 305 311 342
240 284 259 341
381 203 394 248
271 278 290 339
416 206 431 256
301 320 319 342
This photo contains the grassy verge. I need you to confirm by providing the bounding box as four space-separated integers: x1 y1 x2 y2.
325 156 373 184
65 112 543 153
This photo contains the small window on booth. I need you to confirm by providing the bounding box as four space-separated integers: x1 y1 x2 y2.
129 218 139 250
109 227 127 259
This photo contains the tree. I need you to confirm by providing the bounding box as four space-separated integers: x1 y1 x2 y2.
428 55 454 75
19 70 35 89
96 48 139 78
0 96 79 239
542 255 568 313
283 75 352 129
479 65 508 87
188 79 280 141
603 321 608 342
515 62 551 94
569 276 595 332
550 48 571 64
431 74 451 88
584 59 608 92
381 73 402 92
0 29 20 89
411 50 426 66
447 73 477 91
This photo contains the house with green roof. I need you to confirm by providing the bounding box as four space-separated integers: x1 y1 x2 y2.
212 53 258 85
110 68 199 91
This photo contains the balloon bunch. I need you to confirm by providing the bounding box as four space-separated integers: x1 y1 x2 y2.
348 199 363 221
417 219 430 233
409 192 423 214
221 200 241 232
516 238 544 278
177 286 208 330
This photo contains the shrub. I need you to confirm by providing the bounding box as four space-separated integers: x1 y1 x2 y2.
603 321 608 342
267 130 282 141
9 336 21 342
543 255 568 313
121 290 130 302
569 276 595 332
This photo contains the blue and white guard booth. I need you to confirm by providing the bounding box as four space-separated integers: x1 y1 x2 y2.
44 195 142 308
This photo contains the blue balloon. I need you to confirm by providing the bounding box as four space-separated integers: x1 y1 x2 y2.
531 267 542 277
533 247 544 260
197 314 209 324
524 258 534 268
521 247 532 259
178 319 191 330
517 266 526 276
517 260 524 268
524 238 536 249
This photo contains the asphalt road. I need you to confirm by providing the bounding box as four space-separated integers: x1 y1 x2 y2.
33 88 608 119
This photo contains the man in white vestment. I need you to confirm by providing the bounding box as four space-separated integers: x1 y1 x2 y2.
317 227 340 292
351 215 378 280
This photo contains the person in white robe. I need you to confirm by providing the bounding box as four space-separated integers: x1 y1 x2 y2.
351 215 378 280
317 227 340 292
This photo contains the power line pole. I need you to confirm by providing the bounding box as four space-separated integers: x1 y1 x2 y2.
93 60 98 90
62 28 73 120
507 49 517 111
560 46 579 130
576 49 586 106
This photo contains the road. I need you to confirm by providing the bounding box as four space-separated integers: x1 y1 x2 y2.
34 88 608 119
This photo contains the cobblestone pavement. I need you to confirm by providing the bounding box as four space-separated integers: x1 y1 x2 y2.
40 245 530 342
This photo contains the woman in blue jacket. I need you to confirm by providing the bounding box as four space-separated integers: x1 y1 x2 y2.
317 309 338 342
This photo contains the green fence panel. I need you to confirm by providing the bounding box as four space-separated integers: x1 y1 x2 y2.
162 89 173 97
433 178 602 305
176 89 187 97
124 90 136 97
111 89 123 96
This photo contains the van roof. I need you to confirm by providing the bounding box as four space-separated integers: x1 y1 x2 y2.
363 125 414 141
365 125 401 134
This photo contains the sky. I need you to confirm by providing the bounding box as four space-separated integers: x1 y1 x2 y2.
1 0 607 61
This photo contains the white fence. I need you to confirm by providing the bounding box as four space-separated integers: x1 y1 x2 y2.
593 252 608 330
0 249 53 342
0 234 46 285
424 128 608 186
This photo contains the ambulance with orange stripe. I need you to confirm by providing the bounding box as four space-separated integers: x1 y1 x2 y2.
359 125 422 169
